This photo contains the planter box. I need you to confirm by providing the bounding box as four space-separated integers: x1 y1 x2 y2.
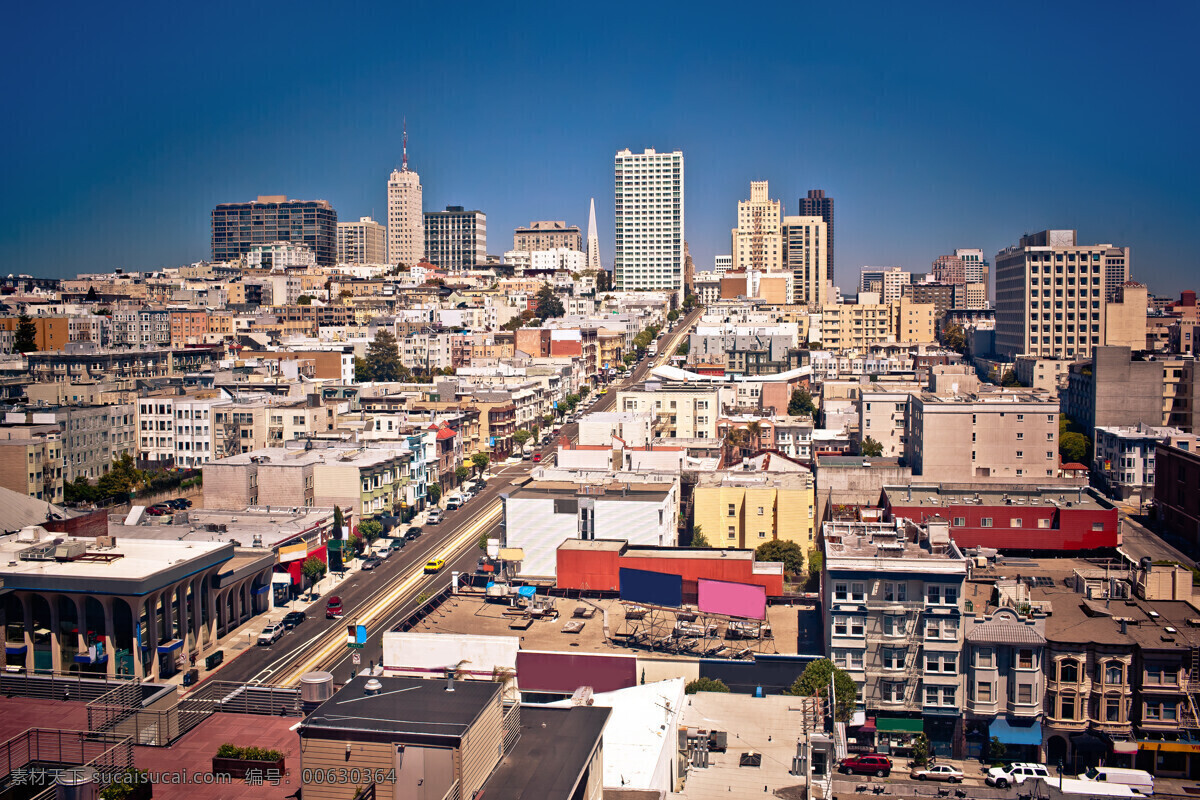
211 756 285 780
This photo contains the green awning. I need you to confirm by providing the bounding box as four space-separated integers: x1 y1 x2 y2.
876 718 923 733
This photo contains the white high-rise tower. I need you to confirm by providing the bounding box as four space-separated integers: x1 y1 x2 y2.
613 148 684 292
586 198 601 272
387 121 424 267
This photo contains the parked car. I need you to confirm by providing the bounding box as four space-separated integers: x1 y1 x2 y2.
388 538 405 553
986 763 1050 788
144 505 169 516
424 559 445 574
839 754 892 777
910 764 963 783
361 556 383 571
326 596 343 619
1079 767 1154 794
257 623 284 646
404 527 423 541
427 509 443 524
445 495 463 510
532 453 542 463
165 498 192 510
281 611 307 630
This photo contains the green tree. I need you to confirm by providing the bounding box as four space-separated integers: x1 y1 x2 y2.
685 677 730 694
13 314 37 353
788 388 816 417
501 315 525 332
478 531 490 551
513 430 532 448
687 524 709 548
579 386 591 399
1001 368 1020 387
470 452 490 475
667 309 680 322
595 269 612 293
347 534 364 555
860 436 884 457
85 286 99 302
333 505 345 537
806 549 823 591
676 340 690 356
942 322 967 354
358 519 383 543
366 329 403 382
297 295 313 305
785 658 858 722
353 356 370 382
97 454 141 501
988 737 1008 762
755 539 806 575
535 283 565 319
64 476 98 505
428 483 442 504
1060 431 1089 464
301 556 327 585
911 732 931 766
454 465 470 483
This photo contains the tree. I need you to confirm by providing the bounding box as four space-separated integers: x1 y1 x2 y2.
942 322 967 354
988 737 1008 762
806 548 823 591
595 269 612 293
470 452 490 475
513 430 532 448
333 505 345 538
1060 431 1088 464
454 465 470 483
685 677 730 694
13 314 37 353
366 330 403 382
687 524 709 548
755 540 806 575
501 316 525 332
1001 368 1020 387
911 732 931 766
354 356 370 382
358 519 383 543
347 534 364 555
785 658 858 722
860 436 884 457
64 476 98 505
667 309 680 322
478 531 490 551
788 388 816 417
579 386 591 399
745 420 764 451
535 284 565 319
428 483 442 505
297 295 313 305
301 556 327 585
676 340 690 357
97 454 141 501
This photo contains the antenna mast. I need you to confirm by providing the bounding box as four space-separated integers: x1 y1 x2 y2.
402 118 408 171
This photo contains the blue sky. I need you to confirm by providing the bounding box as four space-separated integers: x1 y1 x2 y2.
2 1 1197 295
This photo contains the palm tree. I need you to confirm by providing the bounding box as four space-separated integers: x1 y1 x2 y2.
745 421 763 452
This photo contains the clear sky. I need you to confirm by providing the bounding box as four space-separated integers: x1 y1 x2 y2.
3 1 1197 295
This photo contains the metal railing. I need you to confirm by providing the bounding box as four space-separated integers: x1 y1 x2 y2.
0 670 142 703
502 702 521 755
439 779 462 800
0 728 133 787
182 680 302 716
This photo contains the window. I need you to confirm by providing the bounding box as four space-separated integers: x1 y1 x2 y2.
834 583 848 601
1058 659 1079 683
1018 684 1034 704
953 517 965 526
1038 518 1052 529
884 681 904 702
1105 697 1122 722
757 506 764 516
1145 664 1177 685
1105 662 1124 685
926 686 939 706
926 585 940 604
1091 522 1105 532
850 583 865 601
727 504 735 516
1016 450 1024 459
976 648 994 668
976 682 993 702
1011 518 1023 528
883 648 905 669
884 583 907 602
981 518 993 527
727 526 735 539
1059 693 1077 720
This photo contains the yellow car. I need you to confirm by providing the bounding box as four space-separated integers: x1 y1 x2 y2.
599 387 608 395
424 559 445 574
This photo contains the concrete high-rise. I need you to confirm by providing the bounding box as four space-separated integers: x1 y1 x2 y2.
386 130 424 266
513 221 582 252
995 229 1128 359
782 215 827 308
713 255 732 275
586 199 601 272
731 181 783 272
424 206 486 271
336 216 387 264
859 266 911 303
797 189 834 283
211 196 337 266
613 148 685 292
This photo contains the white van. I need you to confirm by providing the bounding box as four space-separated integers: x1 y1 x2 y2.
445 494 464 510
1080 766 1154 794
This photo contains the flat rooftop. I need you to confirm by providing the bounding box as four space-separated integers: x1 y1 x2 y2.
479 705 609 800
210 444 411 469
885 484 1107 511
118 506 333 548
824 521 966 564
513 481 673 502
301 675 501 740
695 470 812 489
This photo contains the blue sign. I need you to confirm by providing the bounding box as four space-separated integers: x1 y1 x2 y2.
489 437 496 447
356 625 367 645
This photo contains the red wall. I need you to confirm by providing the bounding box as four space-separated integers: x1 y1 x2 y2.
517 651 637 694
885 501 1119 551
556 546 785 597
549 340 583 358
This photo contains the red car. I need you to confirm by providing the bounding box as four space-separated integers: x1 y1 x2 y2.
839 754 893 777
326 596 343 619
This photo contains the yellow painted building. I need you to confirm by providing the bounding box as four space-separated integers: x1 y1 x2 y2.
692 469 815 559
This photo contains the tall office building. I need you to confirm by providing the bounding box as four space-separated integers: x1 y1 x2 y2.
859 266 911 303
955 248 990 286
424 206 486 271
731 181 783 272
336 216 387 264
797 189 834 283
386 127 424 267
713 255 733 275
782 215 827 308
513 221 582 252
586 198 601 272
613 148 685 292
211 196 337 266
995 229 1127 359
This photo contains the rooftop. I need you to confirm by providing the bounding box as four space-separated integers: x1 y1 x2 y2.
301 675 501 740
884 483 1107 511
695 468 812 489
512 481 673 502
824 519 966 566
117 506 333 548
479 705 610 800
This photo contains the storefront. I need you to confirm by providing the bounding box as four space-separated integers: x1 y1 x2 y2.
990 718 1043 764
874 717 924 756
1136 736 1200 779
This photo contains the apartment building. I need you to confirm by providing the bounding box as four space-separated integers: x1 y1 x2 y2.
0 316 68 353
1094 425 1199 504
616 384 724 439
4 404 136 481
336 216 387 264
730 181 783 272
824 519 967 757
613 148 685 293
994 229 1128 359
212 195 337 266
1062 346 1200 434
424 206 486 271
859 391 911 458
819 298 936 350
860 267 911 303
1153 440 1200 551
0 428 63 503
513 220 582 252
111 307 171 348
907 389 1059 482
797 189 834 283
137 393 230 468
782 215 827 308
692 468 815 553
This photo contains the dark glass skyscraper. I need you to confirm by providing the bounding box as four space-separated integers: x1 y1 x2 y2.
797 189 834 284
211 195 338 266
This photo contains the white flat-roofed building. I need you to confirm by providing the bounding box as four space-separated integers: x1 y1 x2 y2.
613 148 685 293
1094 424 1200 504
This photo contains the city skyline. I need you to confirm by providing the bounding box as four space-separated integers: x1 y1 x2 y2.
2 3 1198 294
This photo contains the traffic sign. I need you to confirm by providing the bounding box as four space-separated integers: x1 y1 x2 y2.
352 652 360 665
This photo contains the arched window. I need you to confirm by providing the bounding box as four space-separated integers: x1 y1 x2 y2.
1058 659 1079 683
1105 662 1124 686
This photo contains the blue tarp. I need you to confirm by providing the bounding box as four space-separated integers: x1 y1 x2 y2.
991 718 1042 746
517 586 536 599
156 638 183 654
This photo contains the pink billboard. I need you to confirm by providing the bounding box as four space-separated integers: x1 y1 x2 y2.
698 578 767 620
